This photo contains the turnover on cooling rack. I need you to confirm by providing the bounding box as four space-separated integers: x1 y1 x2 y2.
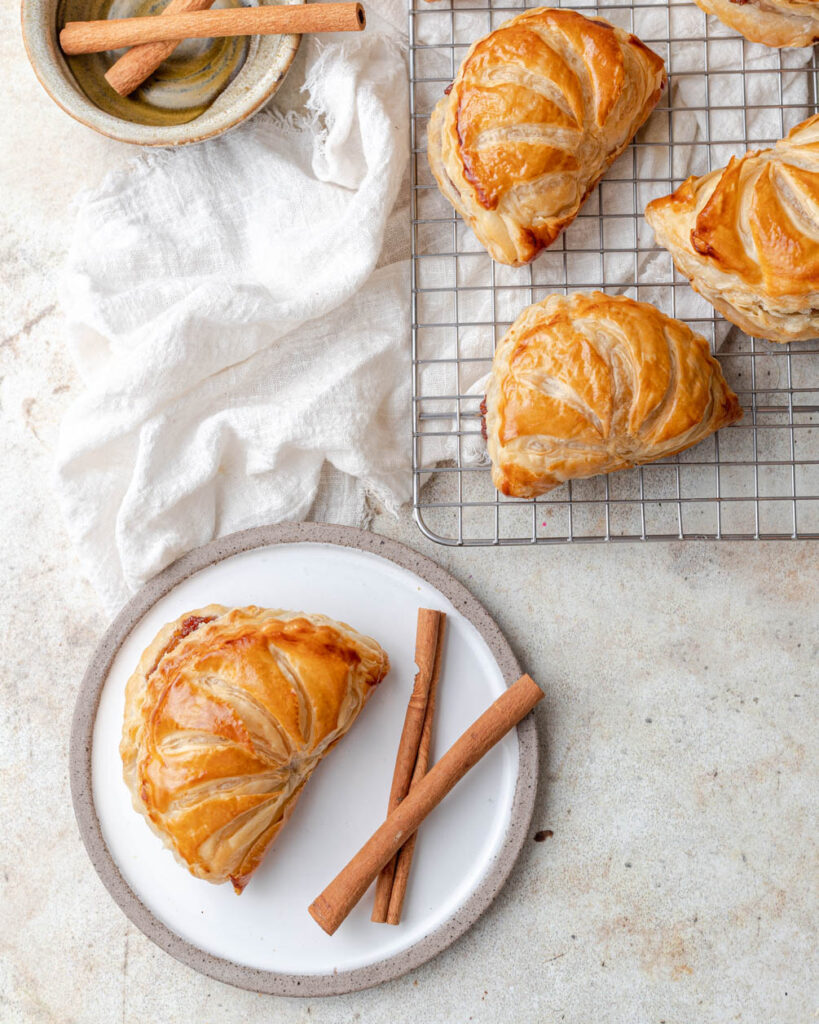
692 0 819 48
426 7 666 266
120 606 389 892
482 292 742 499
646 113 819 344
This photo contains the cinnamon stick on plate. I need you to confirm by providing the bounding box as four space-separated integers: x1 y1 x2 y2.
309 673 544 936
60 4 366 55
385 613 446 925
371 608 443 922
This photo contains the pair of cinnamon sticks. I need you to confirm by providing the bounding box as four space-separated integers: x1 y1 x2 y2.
59 2 365 97
308 613 544 936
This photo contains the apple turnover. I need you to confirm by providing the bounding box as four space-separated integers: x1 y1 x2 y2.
692 0 819 48
483 292 742 498
426 7 666 265
121 605 389 892
646 114 819 344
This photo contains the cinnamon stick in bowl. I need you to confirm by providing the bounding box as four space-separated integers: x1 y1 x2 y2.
60 3 366 56
104 0 217 99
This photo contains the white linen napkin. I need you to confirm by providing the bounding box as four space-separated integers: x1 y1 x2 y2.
56 30 411 614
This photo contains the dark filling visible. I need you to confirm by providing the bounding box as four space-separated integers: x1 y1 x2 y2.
179 615 213 638
147 614 216 677
480 397 488 440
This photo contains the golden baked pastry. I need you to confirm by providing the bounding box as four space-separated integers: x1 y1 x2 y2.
427 8 666 266
483 292 742 498
645 115 819 344
692 0 819 47
121 605 389 892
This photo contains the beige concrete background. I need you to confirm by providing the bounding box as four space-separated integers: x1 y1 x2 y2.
2 5 817 1021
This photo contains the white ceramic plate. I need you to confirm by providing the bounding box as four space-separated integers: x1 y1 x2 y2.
71 524 537 995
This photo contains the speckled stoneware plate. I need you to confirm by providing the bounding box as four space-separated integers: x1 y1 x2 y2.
70 524 538 995
22 0 302 145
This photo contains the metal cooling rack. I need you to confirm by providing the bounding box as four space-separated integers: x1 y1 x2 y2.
409 0 819 544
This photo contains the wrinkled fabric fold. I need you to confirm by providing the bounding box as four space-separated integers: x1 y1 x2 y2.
56 32 411 615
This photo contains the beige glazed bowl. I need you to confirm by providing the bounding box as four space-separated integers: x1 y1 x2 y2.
21 0 302 145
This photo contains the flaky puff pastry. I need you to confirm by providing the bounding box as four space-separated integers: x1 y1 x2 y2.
646 115 819 343
121 605 389 892
692 0 819 48
427 9 666 266
484 293 742 498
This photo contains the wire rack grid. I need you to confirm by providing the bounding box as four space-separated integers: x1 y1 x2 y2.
409 0 819 546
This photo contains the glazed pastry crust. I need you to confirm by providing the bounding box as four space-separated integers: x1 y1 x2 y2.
645 114 819 343
692 0 819 47
121 606 389 892
427 8 666 266
484 292 742 498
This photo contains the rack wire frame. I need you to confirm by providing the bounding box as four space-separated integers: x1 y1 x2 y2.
409 0 819 545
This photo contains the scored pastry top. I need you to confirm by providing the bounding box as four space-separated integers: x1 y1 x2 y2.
483 292 742 498
646 113 819 343
691 0 819 48
427 8 666 265
121 605 389 892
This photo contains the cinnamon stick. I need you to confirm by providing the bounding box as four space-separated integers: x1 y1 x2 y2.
60 3 366 56
309 673 544 936
385 614 446 924
371 608 443 922
104 0 217 99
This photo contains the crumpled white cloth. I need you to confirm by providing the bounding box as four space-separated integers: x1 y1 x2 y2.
57 30 410 614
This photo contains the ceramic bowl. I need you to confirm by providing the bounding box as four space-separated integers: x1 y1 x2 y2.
21 0 302 145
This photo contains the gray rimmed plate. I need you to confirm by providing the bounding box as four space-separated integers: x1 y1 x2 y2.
70 523 538 995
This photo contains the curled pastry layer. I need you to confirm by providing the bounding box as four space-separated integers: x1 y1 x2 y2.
427 7 666 266
692 0 819 48
483 292 742 498
121 605 389 892
646 114 819 343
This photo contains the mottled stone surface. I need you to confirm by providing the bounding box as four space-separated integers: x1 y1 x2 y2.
2 8 817 1020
